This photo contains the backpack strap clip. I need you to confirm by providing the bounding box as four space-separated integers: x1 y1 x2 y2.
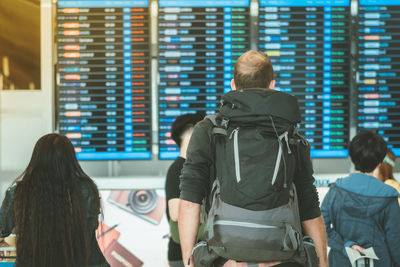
205 115 228 136
221 99 237 110
292 126 309 146
220 118 229 130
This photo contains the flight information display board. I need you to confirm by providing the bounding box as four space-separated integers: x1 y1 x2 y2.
56 0 152 160
357 0 400 155
158 0 250 159
259 0 350 158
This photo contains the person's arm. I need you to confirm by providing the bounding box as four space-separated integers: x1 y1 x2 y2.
179 200 201 266
293 140 327 267
0 186 16 238
166 159 185 222
320 188 349 252
82 181 101 234
179 121 213 266
179 121 213 204
383 199 400 265
168 199 180 221
302 216 328 267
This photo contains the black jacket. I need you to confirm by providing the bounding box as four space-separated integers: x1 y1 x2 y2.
0 181 109 267
179 89 321 221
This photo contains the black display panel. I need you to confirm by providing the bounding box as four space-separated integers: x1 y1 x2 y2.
56 0 151 160
158 0 250 159
259 0 350 158
357 0 400 156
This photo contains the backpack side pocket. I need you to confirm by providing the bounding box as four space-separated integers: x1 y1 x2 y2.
193 241 221 267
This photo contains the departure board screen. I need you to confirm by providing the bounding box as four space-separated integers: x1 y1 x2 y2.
357 0 400 156
158 0 250 159
259 0 350 158
56 0 151 160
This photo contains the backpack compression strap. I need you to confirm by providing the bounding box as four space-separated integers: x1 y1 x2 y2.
205 115 227 136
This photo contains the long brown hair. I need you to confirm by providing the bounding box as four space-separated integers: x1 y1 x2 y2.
379 148 396 182
13 134 100 266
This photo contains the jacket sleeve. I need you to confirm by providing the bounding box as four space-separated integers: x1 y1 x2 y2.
88 190 101 234
293 139 321 221
87 194 100 233
180 121 213 204
0 186 16 237
321 187 347 252
80 181 100 234
383 198 400 264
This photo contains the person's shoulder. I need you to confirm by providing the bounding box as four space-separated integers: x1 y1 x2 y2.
190 118 214 141
324 181 347 200
167 157 185 175
367 178 400 198
77 176 94 186
174 156 185 167
2 184 17 201
195 118 213 130
6 184 17 194
77 176 98 197
1 184 17 205
336 173 399 199
325 182 340 196
385 179 400 191
385 179 396 186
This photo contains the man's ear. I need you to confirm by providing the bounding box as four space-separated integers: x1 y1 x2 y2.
269 80 276 89
231 79 237 91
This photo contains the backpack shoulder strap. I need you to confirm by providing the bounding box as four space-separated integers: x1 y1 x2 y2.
205 114 227 136
203 115 226 215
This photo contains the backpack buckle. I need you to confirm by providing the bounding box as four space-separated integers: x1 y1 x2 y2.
221 118 229 129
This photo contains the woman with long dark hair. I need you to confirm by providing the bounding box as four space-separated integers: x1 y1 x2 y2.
0 133 109 267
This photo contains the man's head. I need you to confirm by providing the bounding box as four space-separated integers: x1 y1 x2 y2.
170 113 204 149
232 50 275 91
349 131 387 173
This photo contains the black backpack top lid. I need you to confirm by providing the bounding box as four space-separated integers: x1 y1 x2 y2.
218 88 301 125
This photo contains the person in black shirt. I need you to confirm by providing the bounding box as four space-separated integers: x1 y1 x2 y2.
165 113 204 267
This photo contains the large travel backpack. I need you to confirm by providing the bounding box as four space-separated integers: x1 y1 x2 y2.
198 111 309 265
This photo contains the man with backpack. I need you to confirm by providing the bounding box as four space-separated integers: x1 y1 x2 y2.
178 51 328 267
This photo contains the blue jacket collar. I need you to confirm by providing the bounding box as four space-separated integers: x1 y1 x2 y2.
335 172 400 198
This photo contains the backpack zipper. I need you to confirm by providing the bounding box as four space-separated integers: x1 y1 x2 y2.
215 220 278 229
229 127 241 183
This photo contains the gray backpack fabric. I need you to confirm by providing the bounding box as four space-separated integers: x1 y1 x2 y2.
204 180 304 263
194 114 308 266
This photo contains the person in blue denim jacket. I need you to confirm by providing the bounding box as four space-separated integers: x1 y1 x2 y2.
321 131 400 267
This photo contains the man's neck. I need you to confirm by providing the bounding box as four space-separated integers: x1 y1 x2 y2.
355 169 379 179
179 145 187 159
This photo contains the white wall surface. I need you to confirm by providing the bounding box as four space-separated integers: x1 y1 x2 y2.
0 0 53 171
0 91 52 170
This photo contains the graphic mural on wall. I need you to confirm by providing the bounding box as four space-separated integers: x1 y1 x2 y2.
97 189 313 267
98 189 169 267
